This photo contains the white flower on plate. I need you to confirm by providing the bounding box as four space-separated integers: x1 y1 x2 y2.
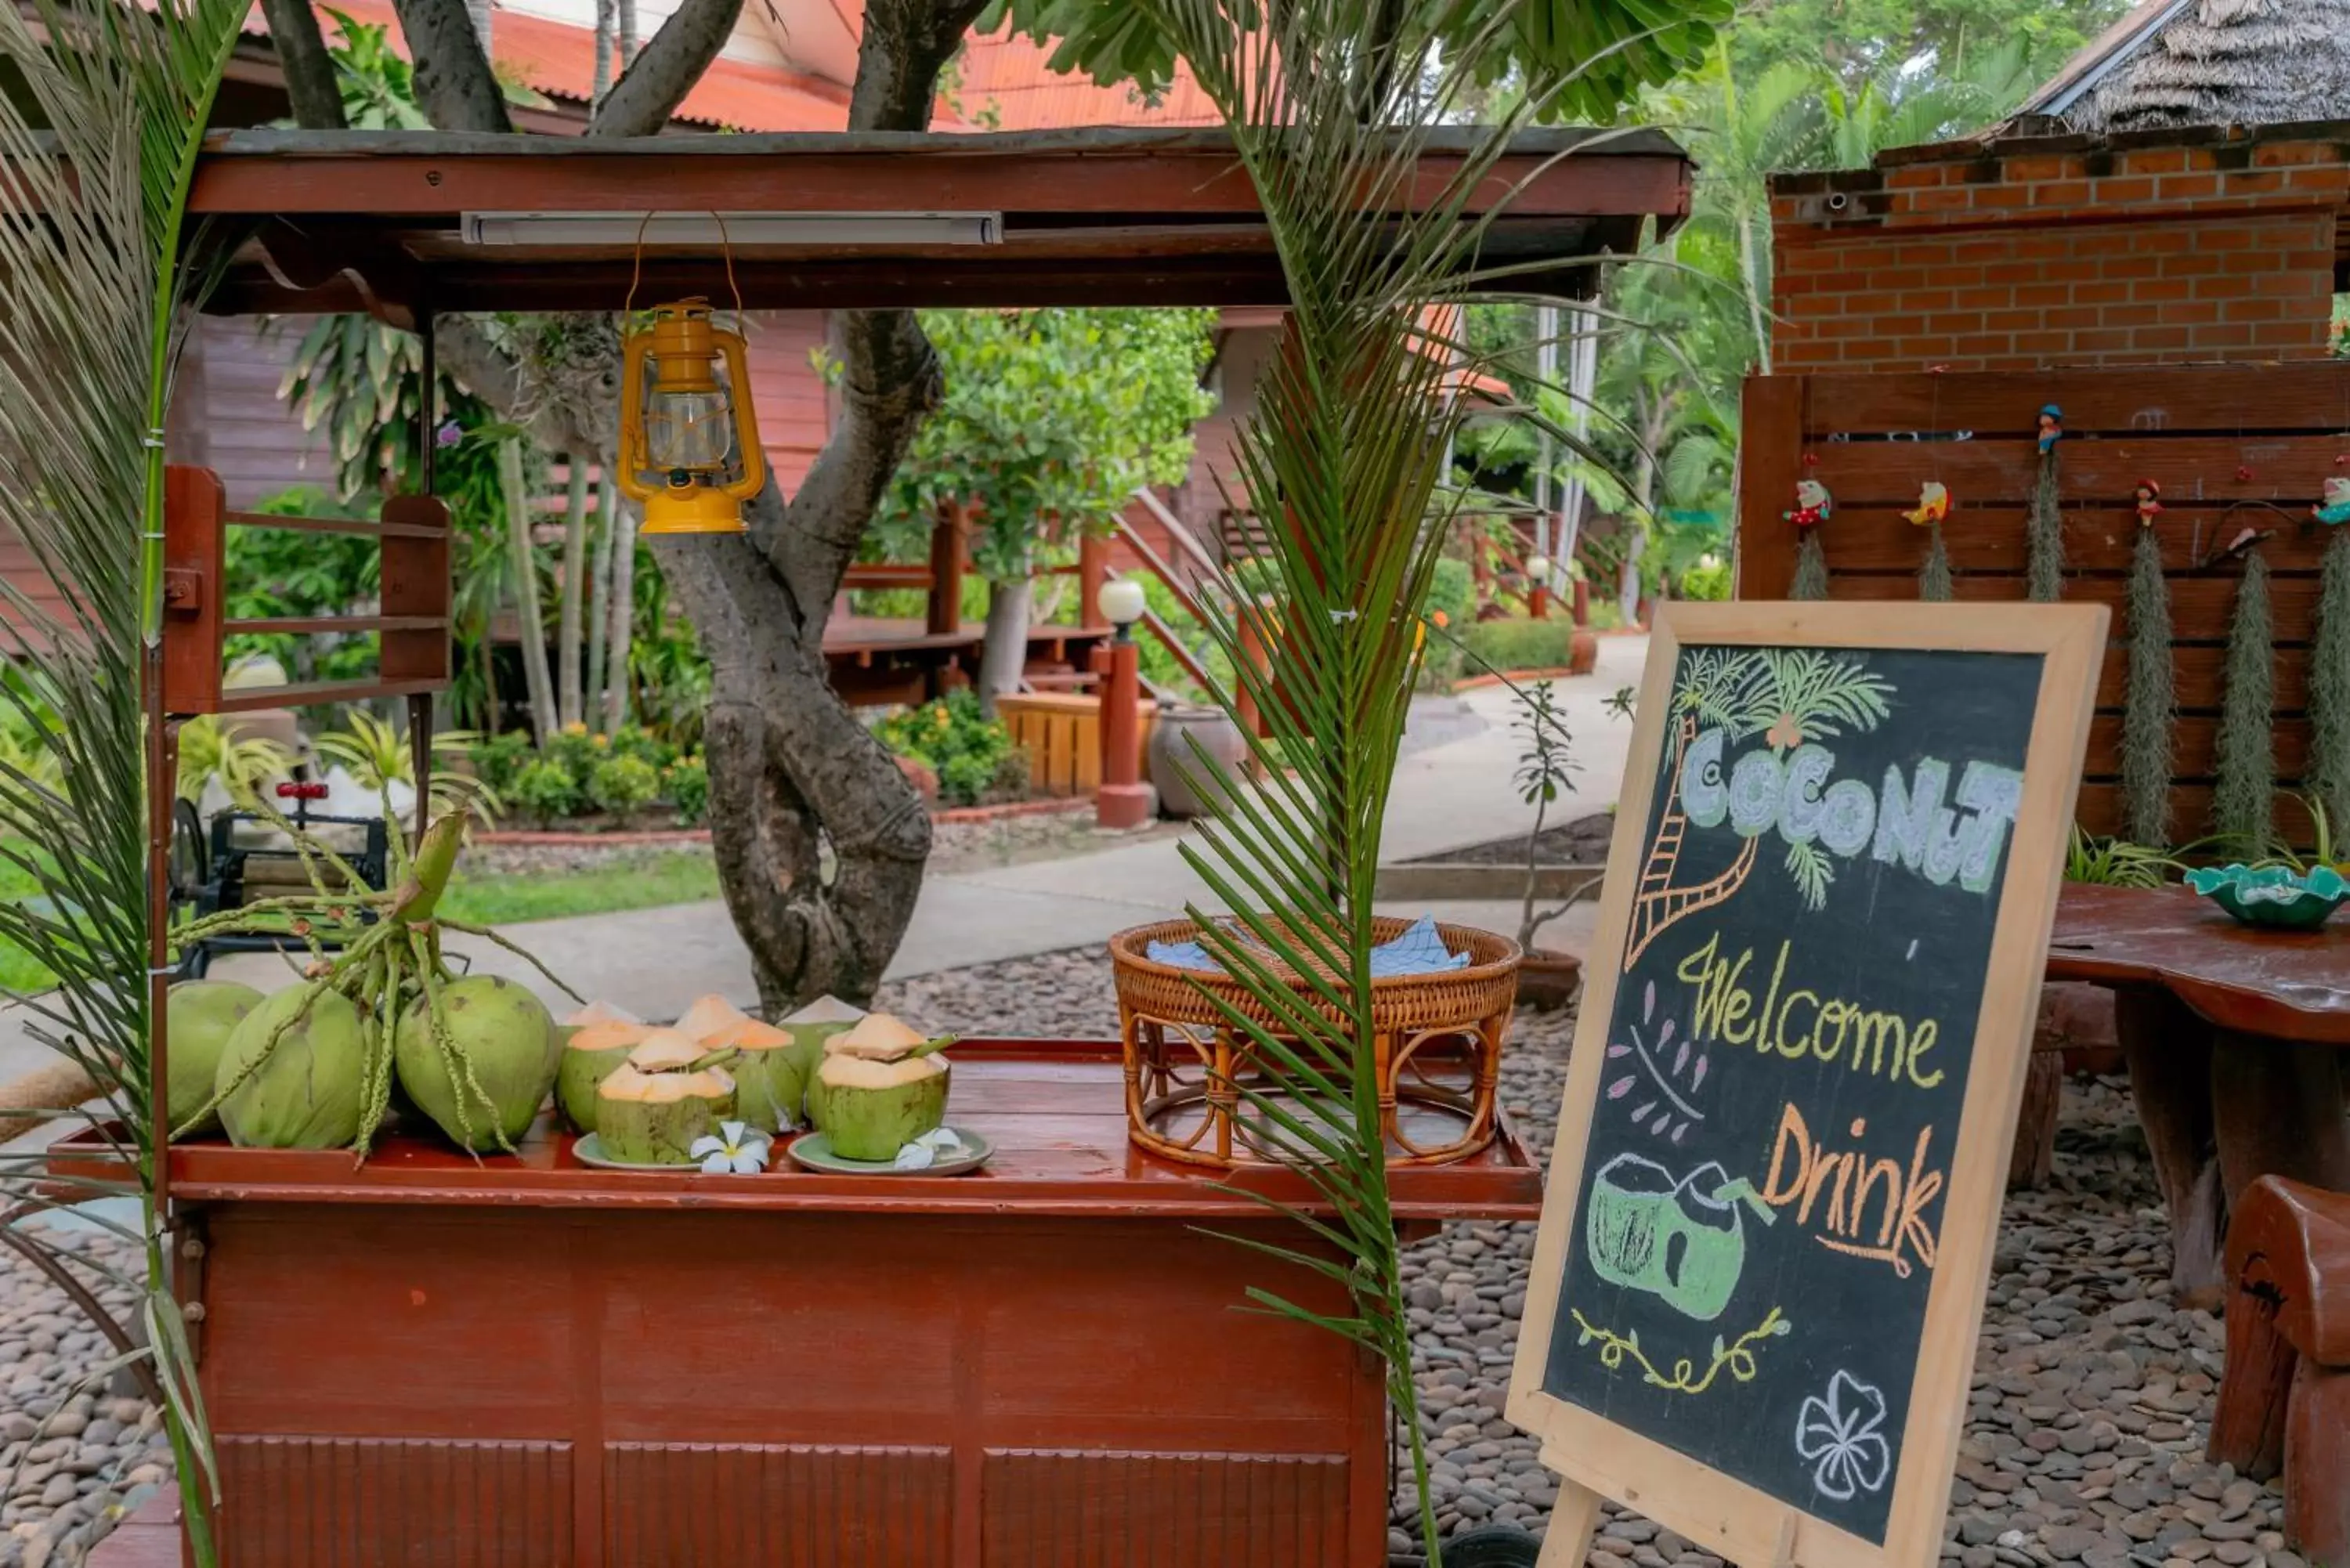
688 1120 772 1176
1795 1371 1891 1501
891 1128 967 1170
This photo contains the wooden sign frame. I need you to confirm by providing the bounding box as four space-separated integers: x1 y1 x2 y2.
1506 600 2107 1568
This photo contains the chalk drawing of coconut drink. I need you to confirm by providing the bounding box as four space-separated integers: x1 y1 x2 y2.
1585 1154 1774 1322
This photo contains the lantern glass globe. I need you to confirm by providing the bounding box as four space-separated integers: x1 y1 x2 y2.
1100 577 1148 627
1525 555 1552 583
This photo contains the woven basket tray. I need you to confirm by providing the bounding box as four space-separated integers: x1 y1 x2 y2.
1108 916 1523 1169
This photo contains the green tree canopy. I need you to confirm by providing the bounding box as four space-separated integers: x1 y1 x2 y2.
874 306 1218 580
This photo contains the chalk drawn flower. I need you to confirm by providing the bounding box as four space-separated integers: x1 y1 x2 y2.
1795 1371 1892 1502
1604 979 1707 1143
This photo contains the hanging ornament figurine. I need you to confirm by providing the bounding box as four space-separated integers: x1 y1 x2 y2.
2120 481 2175 847
1907 481 1954 602
2308 467 2350 835
2316 474 2350 527
2026 402 2066 602
1786 477 1832 601
2037 405 2065 453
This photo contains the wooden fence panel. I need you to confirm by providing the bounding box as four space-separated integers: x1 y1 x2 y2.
1736 363 2350 841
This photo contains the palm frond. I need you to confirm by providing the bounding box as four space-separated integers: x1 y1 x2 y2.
0 0 253 1559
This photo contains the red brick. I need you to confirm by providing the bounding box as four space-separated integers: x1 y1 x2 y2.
2221 297 2289 322
1983 308 2040 331
2157 300 2225 325
1885 164 1949 189
1970 185 2037 211
2250 320 2322 346
2005 155 2071 182
2041 305 2102 330
2252 142 2332 167
1904 186 1974 214
2223 169 2287 194
2120 149 2191 175
2092 176 2158 204
1897 290 1958 312
2131 326 2194 350
2132 278 2193 301
2013 281 2074 307
2156 174 2223 201
2070 328 2132 353
2157 252 2225 277
2031 179 2093 208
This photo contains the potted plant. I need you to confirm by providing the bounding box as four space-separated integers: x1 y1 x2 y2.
1510 680 1586 1008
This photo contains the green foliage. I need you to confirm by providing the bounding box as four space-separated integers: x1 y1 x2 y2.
874 308 1214 583
586 753 661 816
468 731 537 798
1459 616 1578 675
873 689 1024 807
624 549 712 751
510 758 583 825
982 0 1737 126
1728 0 2127 89
439 850 720 927
2065 826 2177 889
1679 553 1731 601
2121 526 2177 847
2305 530 2350 838
175 714 293 807
667 755 710 826
1132 576 1235 701
1427 559 1477 627
313 708 500 822
1509 680 1581 947
316 8 430 128
2213 553 2276 848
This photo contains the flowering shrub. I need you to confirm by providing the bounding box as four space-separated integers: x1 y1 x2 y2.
873 689 1029 807
470 724 708 826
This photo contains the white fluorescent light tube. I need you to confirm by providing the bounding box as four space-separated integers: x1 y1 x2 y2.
461 211 1003 247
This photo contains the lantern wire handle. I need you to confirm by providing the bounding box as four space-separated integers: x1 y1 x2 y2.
623 208 656 320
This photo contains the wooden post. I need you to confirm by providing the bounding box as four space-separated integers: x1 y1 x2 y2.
1734 374 1806 600
1235 602 1269 748
927 503 965 638
1094 633 1152 829
1077 530 1106 629
1571 576 1590 627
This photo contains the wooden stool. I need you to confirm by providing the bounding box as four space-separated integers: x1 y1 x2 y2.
2207 1175 2350 1563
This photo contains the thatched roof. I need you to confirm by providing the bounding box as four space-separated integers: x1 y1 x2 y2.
2030 0 2350 132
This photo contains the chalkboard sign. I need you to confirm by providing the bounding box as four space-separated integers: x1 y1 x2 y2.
1507 602 2105 1568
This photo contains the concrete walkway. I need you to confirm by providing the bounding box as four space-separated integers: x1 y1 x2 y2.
1 634 1651 1076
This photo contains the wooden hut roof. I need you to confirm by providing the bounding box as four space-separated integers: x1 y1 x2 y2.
188 125 1691 322
2020 0 2350 132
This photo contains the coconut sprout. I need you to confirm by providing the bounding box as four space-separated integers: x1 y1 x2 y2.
172 806 579 1158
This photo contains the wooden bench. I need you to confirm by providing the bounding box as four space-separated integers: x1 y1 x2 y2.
2208 1175 2350 1564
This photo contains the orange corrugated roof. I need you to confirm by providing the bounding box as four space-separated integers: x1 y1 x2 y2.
249 3 1220 135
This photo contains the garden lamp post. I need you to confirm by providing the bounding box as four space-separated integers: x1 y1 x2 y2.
1095 576 1154 830
616 297 765 536
1525 553 1552 620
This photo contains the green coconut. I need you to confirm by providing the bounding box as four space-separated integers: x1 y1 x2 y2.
804 1011 924 1130
700 1017 806 1133
215 985 368 1150
557 1021 652 1133
166 980 263 1138
595 1029 737 1164
815 1052 950 1161
393 974 560 1151
778 994 866 1101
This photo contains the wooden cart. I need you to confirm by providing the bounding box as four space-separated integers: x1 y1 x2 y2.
67 1039 1542 1566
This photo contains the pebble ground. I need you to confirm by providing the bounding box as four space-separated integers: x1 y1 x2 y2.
6 946 2290 1567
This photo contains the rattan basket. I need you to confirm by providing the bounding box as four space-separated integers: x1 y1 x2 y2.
1108 916 1522 1169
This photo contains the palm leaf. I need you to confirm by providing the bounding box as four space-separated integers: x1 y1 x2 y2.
0 0 252 1559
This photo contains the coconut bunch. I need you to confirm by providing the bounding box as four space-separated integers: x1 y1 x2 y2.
168 810 576 1157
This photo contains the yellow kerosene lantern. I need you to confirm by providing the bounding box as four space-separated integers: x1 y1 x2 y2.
617 297 765 535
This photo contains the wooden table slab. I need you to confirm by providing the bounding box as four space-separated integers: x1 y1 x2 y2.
2048 885 2350 1307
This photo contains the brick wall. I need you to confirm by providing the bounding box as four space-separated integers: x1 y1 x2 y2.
1770 122 2350 374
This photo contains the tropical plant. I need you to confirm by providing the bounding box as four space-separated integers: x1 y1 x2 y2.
2247 793 2350 876
0 0 261 1555
2063 826 2178 889
873 689 1027 807
175 715 297 807
313 709 502 823
1510 681 1585 952
1114 3 1651 1559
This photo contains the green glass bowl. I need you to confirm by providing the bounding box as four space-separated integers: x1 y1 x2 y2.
2182 864 2350 931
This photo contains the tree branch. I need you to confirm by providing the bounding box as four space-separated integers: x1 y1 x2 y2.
590 0 744 136
391 0 515 133
848 0 989 128
262 0 349 131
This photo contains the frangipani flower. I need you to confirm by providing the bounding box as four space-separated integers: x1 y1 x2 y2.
689 1120 772 1176
1795 1371 1891 1501
891 1126 967 1171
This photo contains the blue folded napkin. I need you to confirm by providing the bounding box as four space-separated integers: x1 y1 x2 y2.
1147 915 1467 977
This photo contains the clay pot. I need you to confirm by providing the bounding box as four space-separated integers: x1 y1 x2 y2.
1517 948 1582 1010
1567 629 1599 677
1148 705 1246 818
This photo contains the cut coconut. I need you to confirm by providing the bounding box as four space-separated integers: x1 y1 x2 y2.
563 999 642 1028
825 1012 931 1062
780 995 865 1027
814 1051 949 1161
557 1021 653 1134
596 1060 736 1164
674 993 750 1042
702 1018 805 1133
628 1028 717 1072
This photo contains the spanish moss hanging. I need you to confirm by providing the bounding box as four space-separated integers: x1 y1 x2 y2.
2026 403 2065 602
1787 477 1831 600
2307 473 2350 836
2120 480 2175 847
2211 527 2276 851
1907 480 1953 601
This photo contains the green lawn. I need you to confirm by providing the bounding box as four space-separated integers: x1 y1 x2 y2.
0 855 53 994
437 851 721 926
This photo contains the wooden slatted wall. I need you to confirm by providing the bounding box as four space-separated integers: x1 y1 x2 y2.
1737 363 2350 843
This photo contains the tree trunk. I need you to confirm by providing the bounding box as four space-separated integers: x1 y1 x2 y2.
587 473 616 724
557 457 590 727
390 0 513 132
976 574 1031 717
260 0 349 131
500 438 560 739
603 499 638 734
